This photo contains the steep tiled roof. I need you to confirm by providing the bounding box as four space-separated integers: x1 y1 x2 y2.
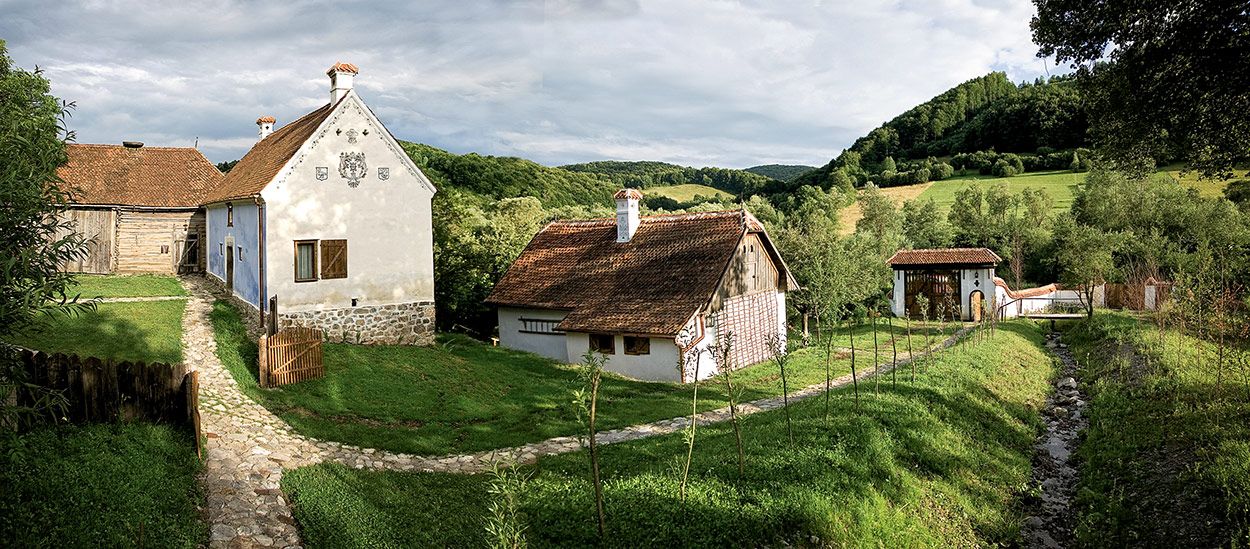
887 247 1002 267
613 188 643 200
202 99 341 204
57 144 223 208
487 210 762 336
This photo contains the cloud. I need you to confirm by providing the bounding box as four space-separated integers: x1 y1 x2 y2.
0 0 1056 168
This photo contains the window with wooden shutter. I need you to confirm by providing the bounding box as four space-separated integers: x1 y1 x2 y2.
320 239 347 279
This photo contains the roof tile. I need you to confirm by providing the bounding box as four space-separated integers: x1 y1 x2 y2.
887 247 1002 266
57 144 223 208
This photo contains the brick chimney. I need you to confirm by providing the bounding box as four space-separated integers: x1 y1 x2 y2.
614 189 642 242
327 62 359 104
256 116 275 141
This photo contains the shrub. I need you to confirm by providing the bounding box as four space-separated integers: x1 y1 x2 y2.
991 159 1018 177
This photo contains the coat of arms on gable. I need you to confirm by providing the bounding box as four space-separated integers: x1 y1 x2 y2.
339 152 367 187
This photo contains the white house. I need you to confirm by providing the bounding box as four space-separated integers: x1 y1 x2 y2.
486 190 799 383
888 248 1002 321
202 62 437 345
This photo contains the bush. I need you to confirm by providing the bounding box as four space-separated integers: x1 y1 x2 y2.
992 159 1019 177
932 162 955 180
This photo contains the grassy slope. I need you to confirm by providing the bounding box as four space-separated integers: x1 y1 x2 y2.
0 423 206 547
6 300 186 363
1063 313 1250 547
70 274 188 298
210 300 945 456
283 320 1055 547
839 182 933 235
920 170 1083 214
644 183 733 202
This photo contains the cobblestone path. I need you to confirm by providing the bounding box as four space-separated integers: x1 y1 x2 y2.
182 275 969 548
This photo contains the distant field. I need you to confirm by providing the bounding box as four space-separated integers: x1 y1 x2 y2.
645 184 733 203
1158 164 1236 198
921 170 1084 214
838 182 932 235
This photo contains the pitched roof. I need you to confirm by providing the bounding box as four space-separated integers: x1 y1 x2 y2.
57 144 223 208
887 247 1002 267
487 209 778 336
201 99 340 204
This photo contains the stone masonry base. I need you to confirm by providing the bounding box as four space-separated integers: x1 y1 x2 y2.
279 301 435 346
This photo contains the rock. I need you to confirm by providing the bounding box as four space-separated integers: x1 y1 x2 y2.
211 524 236 541
1050 407 1069 418
1057 377 1077 390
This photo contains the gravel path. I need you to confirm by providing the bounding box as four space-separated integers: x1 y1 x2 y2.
181 275 969 548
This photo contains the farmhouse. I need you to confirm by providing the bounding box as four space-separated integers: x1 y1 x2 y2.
487 189 798 383
55 143 222 274
202 62 438 345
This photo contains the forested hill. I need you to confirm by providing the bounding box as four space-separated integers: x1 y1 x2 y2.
401 142 616 208
561 160 782 197
795 71 1088 187
745 164 816 182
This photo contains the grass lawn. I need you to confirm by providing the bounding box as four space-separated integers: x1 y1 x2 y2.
282 320 1055 547
644 183 733 203
920 170 1084 215
0 423 206 547
210 300 946 456
6 299 186 363
1062 313 1250 546
71 274 188 298
1157 163 1236 198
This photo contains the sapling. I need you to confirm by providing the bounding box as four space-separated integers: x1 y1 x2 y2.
768 333 795 444
710 332 745 476
485 459 531 549
871 306 880 395
936 300 947 359
891 328 898 388
906 314 916 383
847 309 862 410
572 350 607 536
679 348 702 502
916 295 931 374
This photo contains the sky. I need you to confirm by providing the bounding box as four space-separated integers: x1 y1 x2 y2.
0 0 1061 168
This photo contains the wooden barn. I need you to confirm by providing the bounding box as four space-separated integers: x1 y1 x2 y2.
56 142 223 274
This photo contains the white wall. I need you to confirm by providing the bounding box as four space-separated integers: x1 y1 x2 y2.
497 307 569 362
958 267 995 320
566 332 683 382
261 92 436 313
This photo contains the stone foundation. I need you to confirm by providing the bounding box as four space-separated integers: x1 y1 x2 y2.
279 301 435 346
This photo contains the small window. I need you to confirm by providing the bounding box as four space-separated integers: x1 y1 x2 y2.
237 245 244 262
219 242 224 256
320 239 348 279
227 203 234 227
520 318 564 335
589 333 615 355
295 240 318 282
624 336 650 356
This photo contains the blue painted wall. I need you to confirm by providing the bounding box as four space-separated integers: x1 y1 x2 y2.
206 202 263 308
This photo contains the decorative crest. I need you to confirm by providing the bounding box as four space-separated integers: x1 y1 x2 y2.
339 152 367 187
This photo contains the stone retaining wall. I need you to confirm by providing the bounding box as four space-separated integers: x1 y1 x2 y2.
279 301 435 346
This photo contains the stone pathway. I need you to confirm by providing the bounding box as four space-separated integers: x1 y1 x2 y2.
1021 332 1089 549
180 275 970 547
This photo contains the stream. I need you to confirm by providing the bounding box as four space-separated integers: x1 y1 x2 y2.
1021 331 1089 549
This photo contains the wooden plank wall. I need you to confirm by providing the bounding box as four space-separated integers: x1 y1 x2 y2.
58 208 115 274
115 209 205 274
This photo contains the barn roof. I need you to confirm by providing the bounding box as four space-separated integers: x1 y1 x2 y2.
201 98 342 204
486 209 792 336
887 247 1002 267
57 144 223 208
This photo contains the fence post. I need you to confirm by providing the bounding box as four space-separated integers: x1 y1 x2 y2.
259 334 269 388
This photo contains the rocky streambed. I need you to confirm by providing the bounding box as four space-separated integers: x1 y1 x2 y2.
1021 331 1089 549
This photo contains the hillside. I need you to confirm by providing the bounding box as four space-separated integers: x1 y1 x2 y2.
795 72 1089 188
745 164 815 182
561 159 781 197
401 142 616 208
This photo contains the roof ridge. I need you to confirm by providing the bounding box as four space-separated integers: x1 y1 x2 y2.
68 143 202 151
551 208 741 226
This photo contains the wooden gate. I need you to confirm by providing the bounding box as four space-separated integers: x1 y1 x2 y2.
258 327 324 387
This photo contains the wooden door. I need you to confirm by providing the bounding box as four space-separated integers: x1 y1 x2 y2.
59 209 114 274
904 270 959 319
225 242 234 291
970 291 983 322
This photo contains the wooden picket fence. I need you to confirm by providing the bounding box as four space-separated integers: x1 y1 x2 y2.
259 327 324 388
14 349 202 457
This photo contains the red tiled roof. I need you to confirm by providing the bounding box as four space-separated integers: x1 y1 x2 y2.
327 62 359 75
994 277 1057 298
202 99 341 204
256 115 276 124
613 188 643 200
887 247 1002 266
57 144 223 208
487 209 781 336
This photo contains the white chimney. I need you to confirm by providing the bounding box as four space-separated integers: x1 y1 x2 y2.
327 62 359 104
614 189 642 242
256 116 275 141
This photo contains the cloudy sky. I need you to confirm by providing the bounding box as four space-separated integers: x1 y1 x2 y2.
1 0 1058 168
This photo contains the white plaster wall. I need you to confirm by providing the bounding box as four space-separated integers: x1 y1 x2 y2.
566 332 683 382
891 269 906 317
958 267 995 320
261 93 435 313
497 307 569 362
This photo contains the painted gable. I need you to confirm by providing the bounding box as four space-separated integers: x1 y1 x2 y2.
261 92 436 312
